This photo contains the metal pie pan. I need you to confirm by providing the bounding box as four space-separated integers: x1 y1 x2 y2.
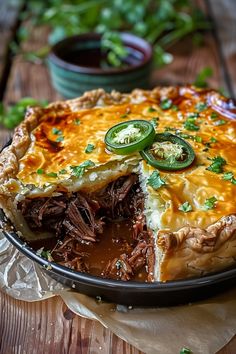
1 209 236 307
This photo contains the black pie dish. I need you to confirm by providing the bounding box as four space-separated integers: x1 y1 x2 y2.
1 208 236 307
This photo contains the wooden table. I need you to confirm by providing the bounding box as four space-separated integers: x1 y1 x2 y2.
0 1 236 353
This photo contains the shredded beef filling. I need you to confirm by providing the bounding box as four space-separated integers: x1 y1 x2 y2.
19 174 155 282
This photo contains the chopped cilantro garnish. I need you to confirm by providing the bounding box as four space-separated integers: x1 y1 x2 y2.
46 172 57 178
160 98 172 110
222 172 236 184
115 260 123 270
178 201 192 213
180 348 192 354
148 106 157 112
37 168 44 175
187 112 199 119
214 119 226 126
195 136 202 143
184 112 200 131
59 169 67 174
41 250 53 261
120 113 128 119
56 135 64 143
70 160 95 178
184 119 199 131
203 196 217 210
195 102 207 112
210 112 218 120
178 132 192 139
210 137 217 143
52 127 62 135
74 118 80 125
222 171 234 180
150 117 159 128
172 104 179 111
207 156 226 174
85 143 95 153
147 171 166 190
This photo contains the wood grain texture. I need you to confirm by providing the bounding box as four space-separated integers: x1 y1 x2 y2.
0 0 23 98
0 290 143 354
207 0 236 99
0 0 236 353
151 0 229 94
4 24 61 105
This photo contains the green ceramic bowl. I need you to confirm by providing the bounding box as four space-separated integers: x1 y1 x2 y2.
48 32 153 98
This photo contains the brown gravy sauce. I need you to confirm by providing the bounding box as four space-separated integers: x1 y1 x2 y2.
31 219 148 282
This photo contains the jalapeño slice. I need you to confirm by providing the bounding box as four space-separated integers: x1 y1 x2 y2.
104 120 155 155
140 133 195 171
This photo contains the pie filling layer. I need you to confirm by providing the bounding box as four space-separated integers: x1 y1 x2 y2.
18 174 155 282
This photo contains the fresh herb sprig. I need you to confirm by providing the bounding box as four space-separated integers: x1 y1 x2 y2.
178 201 192 213
0 98 48 129
207 156 226 174
70 160 95 178
16 0 210 68
147 171 166 190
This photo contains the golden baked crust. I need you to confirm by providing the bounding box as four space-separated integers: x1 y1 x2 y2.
158 214 236 281
0 85 236 281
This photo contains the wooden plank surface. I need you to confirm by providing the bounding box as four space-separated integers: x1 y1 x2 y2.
0 0 236 353
0 291 142 354
207 0 236 99
0 0 23 98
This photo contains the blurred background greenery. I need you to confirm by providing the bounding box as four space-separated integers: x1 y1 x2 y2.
1 0 212 129
13 0 210 67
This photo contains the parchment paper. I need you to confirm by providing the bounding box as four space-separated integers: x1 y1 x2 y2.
1 230 236 354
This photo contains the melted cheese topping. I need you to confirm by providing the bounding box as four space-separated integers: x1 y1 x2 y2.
17 100 157 186
17 90 236 231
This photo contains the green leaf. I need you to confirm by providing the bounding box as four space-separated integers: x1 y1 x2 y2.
210 112 218 120
46 172 58 178
194 67 213 88
194 136 202 143
203 196 217 210
74 118 81 125
41 250 53 262
70 160 95 178
0 98 48 129
36 168 44 175
172 104 179 111
180 348 192 354
52 127 62 135
195 102 207 112
214 119 226 126
222 171 236 185
148 107 157 113
147 171 166 190
222 172 234 180
59 169 67 175
160 98 172 110
184 120 199 131
85 143 95 153
15 97 39 108
56 136 64 143
207 156 226 174
178 201 193 213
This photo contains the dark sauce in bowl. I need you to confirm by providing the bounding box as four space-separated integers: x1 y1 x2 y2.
56 45 144 69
